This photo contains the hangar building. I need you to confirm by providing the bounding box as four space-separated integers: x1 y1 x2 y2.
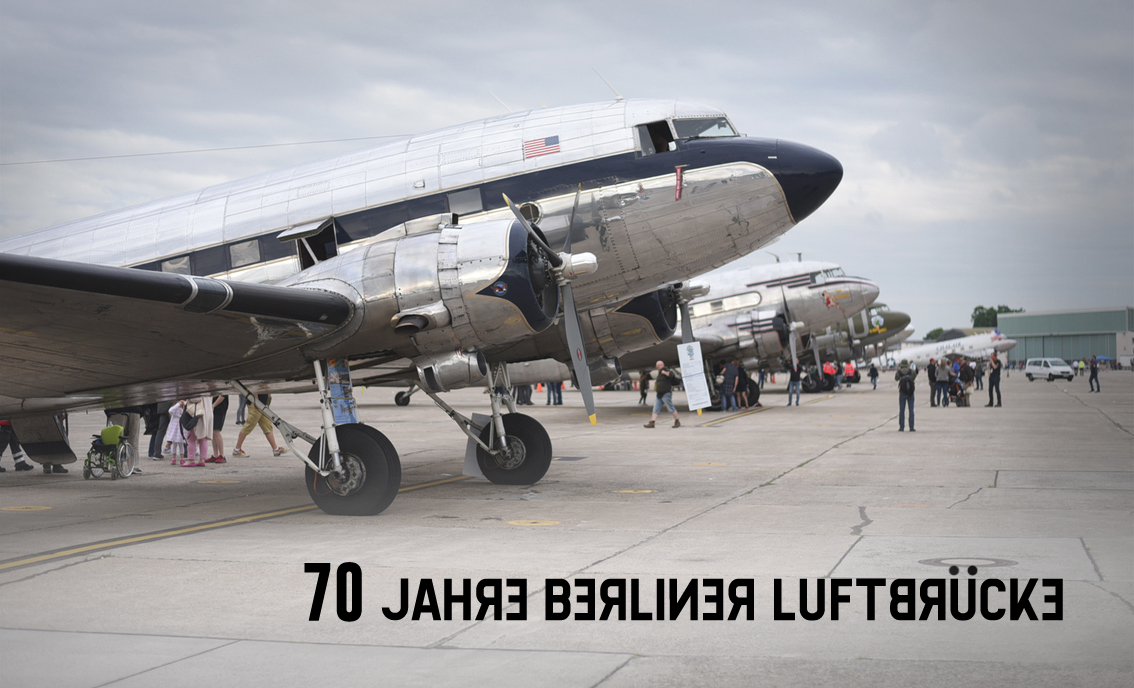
998 307 1134 366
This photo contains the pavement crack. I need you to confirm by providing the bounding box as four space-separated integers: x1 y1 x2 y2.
1058 387 1132 436
758 416 893 488
1080 537 1105 581
826 535 863 577
94 639 240 687
948 486 983 508
1085 581 1134 615
0 556 98 587
849 506 872 535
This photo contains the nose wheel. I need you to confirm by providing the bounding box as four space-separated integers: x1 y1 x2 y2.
476 413 552 485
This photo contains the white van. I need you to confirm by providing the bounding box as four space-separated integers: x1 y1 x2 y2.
1024 358 1075 382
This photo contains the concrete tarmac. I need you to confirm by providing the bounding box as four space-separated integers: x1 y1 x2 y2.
1 372 1131 687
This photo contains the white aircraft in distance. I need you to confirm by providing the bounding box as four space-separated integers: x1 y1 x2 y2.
478 260 887 395
0 99 842 515
897 330 1017 366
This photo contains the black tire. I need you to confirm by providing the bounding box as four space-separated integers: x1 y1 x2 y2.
305 423 401 516
476 413 552 485
1047 375 1054 382
394 391 411 406
83 467 91 480
801 374 821 394
1026 374 1033 381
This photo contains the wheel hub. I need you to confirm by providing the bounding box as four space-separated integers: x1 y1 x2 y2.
326 453 367 496
491 435 527 470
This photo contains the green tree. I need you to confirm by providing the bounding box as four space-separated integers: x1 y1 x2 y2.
971 305 1025 327
925 327 944 341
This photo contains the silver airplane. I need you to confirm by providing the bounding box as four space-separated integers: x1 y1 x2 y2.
894 330 1017 366
614 260 878 377
490 260 878 391
804 303 912 370
0 99 841 515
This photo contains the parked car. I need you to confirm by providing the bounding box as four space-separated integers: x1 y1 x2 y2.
1024 358 1075 382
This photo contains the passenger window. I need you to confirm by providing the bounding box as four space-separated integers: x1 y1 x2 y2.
229 240 261 269
710 300 724 313
636 121 675 156
161 256 191 275
191 245 229 276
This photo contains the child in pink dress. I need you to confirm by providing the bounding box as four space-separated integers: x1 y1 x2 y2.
164 401 187 464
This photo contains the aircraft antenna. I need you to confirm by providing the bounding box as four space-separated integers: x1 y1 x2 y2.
591 67 624 101
796 253 803 262
765 251 780 263
489 91 513 113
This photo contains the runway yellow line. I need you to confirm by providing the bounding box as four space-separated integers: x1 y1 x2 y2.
397 475 471 492
698 405 773 427
0 475 473 572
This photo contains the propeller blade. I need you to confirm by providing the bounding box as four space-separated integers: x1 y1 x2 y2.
789 329 799 364
563 184 582 253
561 282 597 425
679 300 695 344
502 193 561 267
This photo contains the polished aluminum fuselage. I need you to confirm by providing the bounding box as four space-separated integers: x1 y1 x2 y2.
0 99 830 401
0 100 790 311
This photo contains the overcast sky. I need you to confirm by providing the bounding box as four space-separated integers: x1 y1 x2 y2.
2 0 1131 334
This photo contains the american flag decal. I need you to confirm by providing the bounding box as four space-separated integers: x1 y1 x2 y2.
523 135 560 159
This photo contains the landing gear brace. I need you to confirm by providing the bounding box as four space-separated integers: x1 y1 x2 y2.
233 357 552 515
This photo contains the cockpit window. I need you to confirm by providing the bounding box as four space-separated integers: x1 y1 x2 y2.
673 117 737 139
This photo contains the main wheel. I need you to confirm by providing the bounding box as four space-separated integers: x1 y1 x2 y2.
476 413 552 485
116 441 136 478
305 423 401 516
1026 374 1033 381
1047 375 1054 382
394 391 411 406
801 372 821 394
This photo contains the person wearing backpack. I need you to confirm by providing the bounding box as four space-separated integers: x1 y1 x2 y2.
894 359 918 432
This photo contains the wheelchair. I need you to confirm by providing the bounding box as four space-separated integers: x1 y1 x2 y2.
83 425 136 480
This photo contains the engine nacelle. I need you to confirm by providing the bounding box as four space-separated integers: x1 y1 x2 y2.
415 351 489 393
579 356 623 387
585 288 678 359
390 219 559 354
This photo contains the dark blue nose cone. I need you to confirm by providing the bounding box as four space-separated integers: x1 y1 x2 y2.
772 140 843 223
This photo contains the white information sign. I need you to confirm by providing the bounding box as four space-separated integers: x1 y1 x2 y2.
678 341 712 411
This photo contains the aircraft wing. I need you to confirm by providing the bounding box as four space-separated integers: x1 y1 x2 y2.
0 253 354 410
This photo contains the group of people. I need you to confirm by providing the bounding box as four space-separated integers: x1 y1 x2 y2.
894 351 1005 431
715 359 762 412
0 393 292 475
158 393 286 466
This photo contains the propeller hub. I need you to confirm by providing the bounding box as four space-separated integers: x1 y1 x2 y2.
555 252 598 282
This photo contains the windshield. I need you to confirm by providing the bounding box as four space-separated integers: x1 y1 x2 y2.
673 117 737 139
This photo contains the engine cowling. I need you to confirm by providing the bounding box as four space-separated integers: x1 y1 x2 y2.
584 288 679 358
388 218 559 355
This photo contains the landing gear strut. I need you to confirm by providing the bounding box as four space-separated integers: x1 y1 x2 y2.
234 359 402 516
420 361 554 486
394 384 418 406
